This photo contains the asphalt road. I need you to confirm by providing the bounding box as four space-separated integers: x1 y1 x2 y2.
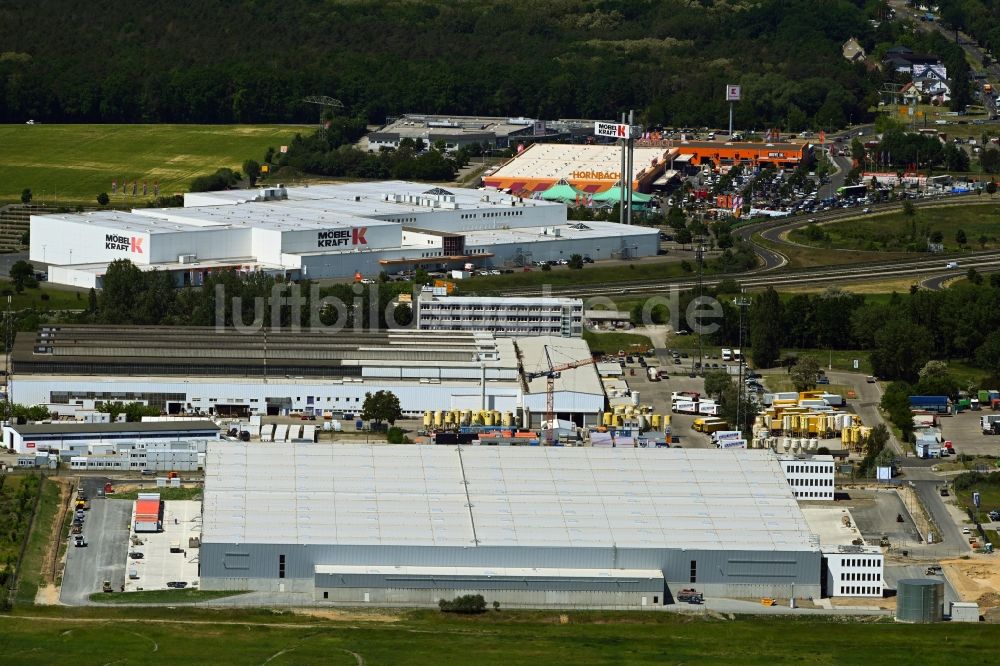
901 465 972 559
60 497 131 605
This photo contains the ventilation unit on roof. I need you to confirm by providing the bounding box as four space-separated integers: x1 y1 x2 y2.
178 254 197 264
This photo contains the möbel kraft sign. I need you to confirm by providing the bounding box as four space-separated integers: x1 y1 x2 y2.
105 233 144 253
317 227 367 248
594 122 631 139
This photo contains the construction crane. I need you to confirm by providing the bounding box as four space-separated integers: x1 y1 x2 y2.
526 346 598 445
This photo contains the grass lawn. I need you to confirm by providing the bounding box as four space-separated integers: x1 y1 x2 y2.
89 589 246 604
0 282 89 310
956 483 1000 514
458 262 693 294
788 202 1000 252
0 124 305 204
582 330 652 356
112 487 202 501
13 477 62 605
751 228 909 269
0 607 997 664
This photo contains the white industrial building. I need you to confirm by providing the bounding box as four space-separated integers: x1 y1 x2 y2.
67 439 207 472
416 289 583 338
199 443 825 605
30 181 658 289
778 455 836 501
11 326 606 426
2 420 220 455
822 546 884 598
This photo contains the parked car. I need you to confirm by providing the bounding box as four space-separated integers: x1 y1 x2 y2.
129 552 145 560
816 376 830 385
73 535 87 547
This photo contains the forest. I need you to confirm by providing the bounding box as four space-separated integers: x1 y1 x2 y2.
0 0 885 130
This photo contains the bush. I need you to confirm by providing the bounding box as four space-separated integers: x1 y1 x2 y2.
439 594 487 614
386 426 410 444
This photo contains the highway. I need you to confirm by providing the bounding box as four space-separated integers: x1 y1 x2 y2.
503 196 998 297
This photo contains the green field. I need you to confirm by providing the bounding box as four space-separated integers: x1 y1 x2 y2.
0 124 305 204
1 607 998 664
0 281 89 309
582 330 653 356
789 202 1000 252
13 477 61 606
112 487 202 501
89 589 245 604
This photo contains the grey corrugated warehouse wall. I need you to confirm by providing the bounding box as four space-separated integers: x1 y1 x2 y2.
200 542 821 601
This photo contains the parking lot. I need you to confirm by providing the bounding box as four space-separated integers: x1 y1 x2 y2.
61 497 131 604
125 500 201 592
617 355 716 448
937 409 1000 457
849 489 923 548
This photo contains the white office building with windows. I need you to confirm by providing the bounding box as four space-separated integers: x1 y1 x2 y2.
416 291 583 338
778 454 836 501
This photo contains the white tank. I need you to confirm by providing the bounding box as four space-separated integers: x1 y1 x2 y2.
781 437 791 452
810 437 819 451
792 438 801 452
631 391 640 406
769 437 779 450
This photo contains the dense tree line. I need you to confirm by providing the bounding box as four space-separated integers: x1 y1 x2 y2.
936 0 1000 69
0 0 882 130
742 282 1000 385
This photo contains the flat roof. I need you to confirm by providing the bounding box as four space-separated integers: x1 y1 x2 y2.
517 336 602 397
487 143 672 182
203 443 818 551
13 326 515 377
7 420 219 436
420 294 581 307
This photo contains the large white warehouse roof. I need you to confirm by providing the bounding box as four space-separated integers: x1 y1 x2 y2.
202 443 817 552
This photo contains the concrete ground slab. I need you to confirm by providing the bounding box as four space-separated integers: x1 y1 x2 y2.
801 506 868 546
125 500 201 592
938 409 1000 457
60 498 131 604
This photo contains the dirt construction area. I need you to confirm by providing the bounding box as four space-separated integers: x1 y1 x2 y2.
942 555 1000 614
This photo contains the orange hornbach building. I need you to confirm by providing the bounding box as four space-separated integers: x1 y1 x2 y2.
641 139 811 171
483 143 673 195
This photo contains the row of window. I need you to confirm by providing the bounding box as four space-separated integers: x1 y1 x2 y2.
840 586 880 596
842 558 879 568
841 571 881 582
785 465 833 474
793 491 832 498
790 478 833 486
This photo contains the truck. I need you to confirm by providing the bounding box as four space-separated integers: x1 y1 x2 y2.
102 580 113 593
721 348 733 362
909 396 951 414
982 414 1000 434
676 588 702 602
647 366 661 382
985 83 994 95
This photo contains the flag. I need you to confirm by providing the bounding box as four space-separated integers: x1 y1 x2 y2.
819 130 826 144
132 181 137 196
122 180 127 195
111 179 117 194
142 181 148 196
153 182 159 196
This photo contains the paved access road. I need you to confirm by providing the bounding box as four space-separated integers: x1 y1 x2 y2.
60 497 132 605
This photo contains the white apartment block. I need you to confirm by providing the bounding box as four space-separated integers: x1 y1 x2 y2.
417 291 583 338
823 546 884 597
779 455 835 500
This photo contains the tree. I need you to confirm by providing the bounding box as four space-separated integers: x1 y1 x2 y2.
438 594 486 614
99 259 145 324
967 267 983 285
979 235 989 249
242 159 262 186
568 254 584 269
360 390 402 428
871 318 932 382
851 137 866 162
982 150 1000 175
929 230 943 244
96 401 127 422
703 370 731 400
675 228 693 245
902 199 915 218
987 181 998 197
20 188 32 205
9 260 35 293
789 357 821 391
976 331 1000 377
956 228 967 246
87 287 98 313
540 262 551 272
95 192 109 206
750 287 782 368
123 401 160 421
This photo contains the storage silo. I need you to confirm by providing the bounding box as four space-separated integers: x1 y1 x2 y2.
896 579 944 623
